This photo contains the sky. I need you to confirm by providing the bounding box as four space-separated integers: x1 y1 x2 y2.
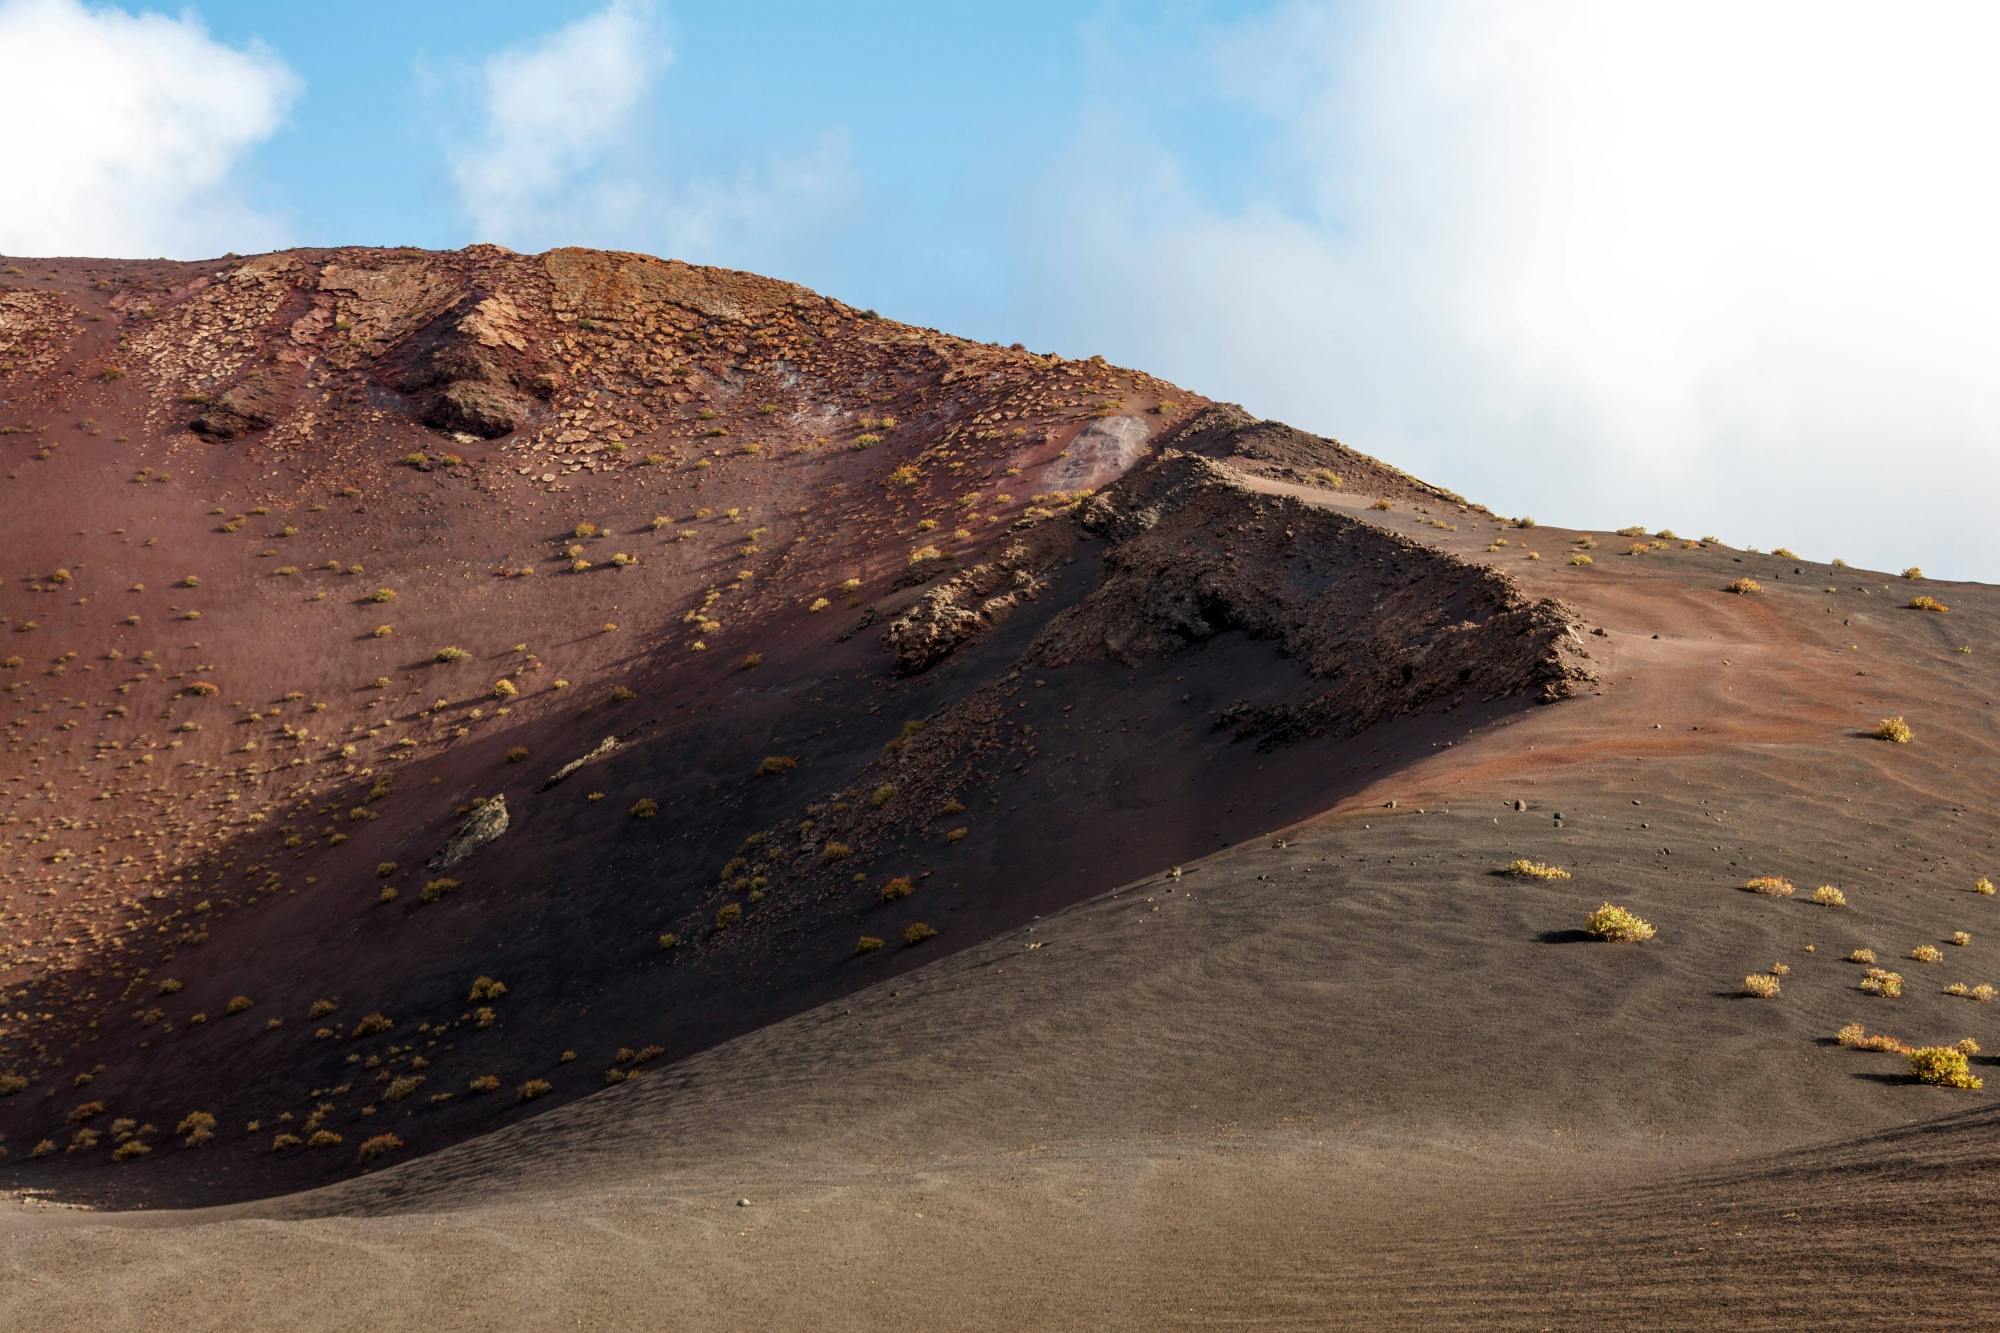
2 0 1997 580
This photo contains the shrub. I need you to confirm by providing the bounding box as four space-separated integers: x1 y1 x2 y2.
307 1130 343 1149
224 995 254 1015
1725 578 1762 595
357 1132 404 1163
903 922 937 946
755 754 797 777
1810 884 1848 907
630 798 659 818
1742 876 1795 897
1978 877 1997 896
113 1139 151 1161
1908 595 1950 613
658 932 679 950
1952 931 1972 947
1847 948 1878 965
177 1111 217 1147
419 877 458 904
1908 1046 1982 1090
518 1079 551 1102
1871 716 1913 743
271 1133 302 1152
1583 903 1654 942
1568 553 1593 566
432 646 471 663
855 935 885 954
1910 944 1945 965
822 841 852 861
1860 968 1904 998
383 1076 424 1102
468 1075 500 1093
1836 1023 1909 1053
880 875 914 902
506 745 529 763
353 1012 393 1037
493 679 518 699
1743 973 1781 998
1502 859 1571 880
0 1072 27 1096
715 902 742 928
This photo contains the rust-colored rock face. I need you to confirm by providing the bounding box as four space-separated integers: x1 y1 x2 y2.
0 245 1585 1207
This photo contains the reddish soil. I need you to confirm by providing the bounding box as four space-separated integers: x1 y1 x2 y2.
2 248 1997 1328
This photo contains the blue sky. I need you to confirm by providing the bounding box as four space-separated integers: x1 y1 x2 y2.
170 0 1286 336
5 0 2000 579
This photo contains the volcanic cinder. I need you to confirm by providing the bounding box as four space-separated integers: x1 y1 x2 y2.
0 247 1996 1330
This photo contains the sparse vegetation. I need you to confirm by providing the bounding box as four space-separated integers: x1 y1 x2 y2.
1743 973 1781 998
1908 1046 1982 1090
1871 716 1914 744
1810 884 1848 907
357 1132 404 1162
1502 859 1570 880
1725 578 1762 595
1583 903 1654 942
1908 594 1950 613
1860 968 1905 998
1742 876 1795 897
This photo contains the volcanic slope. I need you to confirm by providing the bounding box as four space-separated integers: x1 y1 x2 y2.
4 249 1999 1329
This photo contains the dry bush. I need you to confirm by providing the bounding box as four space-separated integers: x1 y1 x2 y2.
1726 578 1763 595
1810 884 1848 907
1848 948 1877 965
755 754 797 777
1910 944 1945 965
880 875 914 902
1951 930 1972 947
1742 876 1795 897
357 1132 404 1163
177 1111 217 1147
630 797 659 818
1583 903 1654 942
1871 716 1913 744
904 921 938 946
1743 973 1781 998
1907 594 1950 613
518 1079 551 1102
1502 859 1571 880
1860 968 1905 998
1977 877 1996 896
855 935 885 954
468 1075 500 1093
1835 1023 1910 1054
1908 1047 1982 1090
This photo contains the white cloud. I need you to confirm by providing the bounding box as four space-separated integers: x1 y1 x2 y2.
1026 1 2000 579
0 0 298 257
449 1 855 273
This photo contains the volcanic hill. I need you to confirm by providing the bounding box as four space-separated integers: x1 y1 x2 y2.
0 247 1996 1329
